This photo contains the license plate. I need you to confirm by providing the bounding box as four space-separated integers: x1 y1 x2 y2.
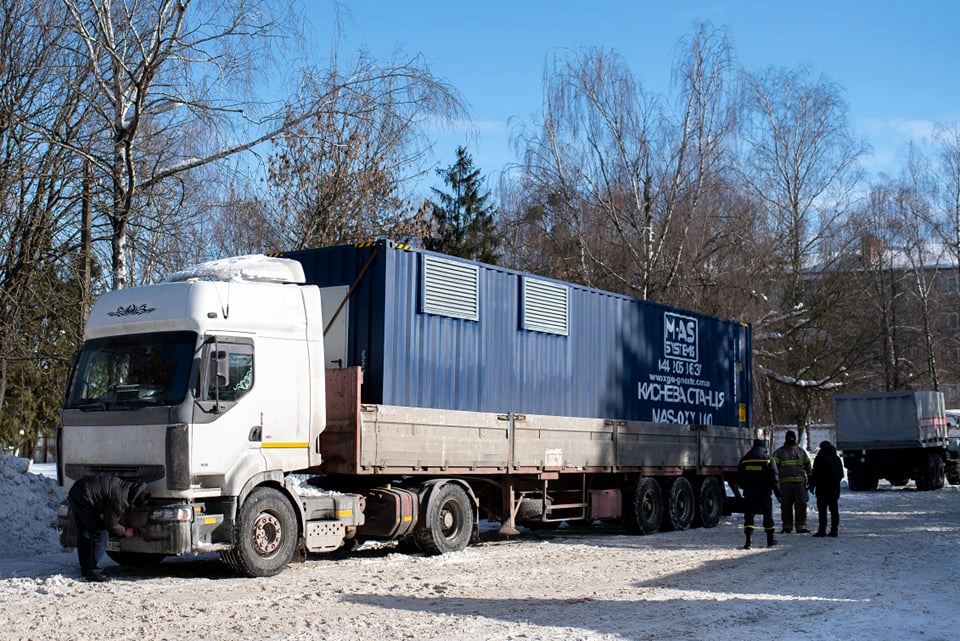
106 540 120 551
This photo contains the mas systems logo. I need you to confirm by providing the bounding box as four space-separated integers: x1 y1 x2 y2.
664 312 698 362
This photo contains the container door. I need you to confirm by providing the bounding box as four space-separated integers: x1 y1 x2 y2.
319 285 349 368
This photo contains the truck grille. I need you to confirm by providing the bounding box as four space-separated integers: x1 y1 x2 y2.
64 464 164 483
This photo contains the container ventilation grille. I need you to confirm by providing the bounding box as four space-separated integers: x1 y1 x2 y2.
522 277 569 335
422 255 479 321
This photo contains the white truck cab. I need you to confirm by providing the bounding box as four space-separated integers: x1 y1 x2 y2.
59 256 361 575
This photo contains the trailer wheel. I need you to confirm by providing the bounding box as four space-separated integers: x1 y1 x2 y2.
624 477 662 534
221 486 298 577
412 483 474 555
916 453 945 491
661 477 695 531
693 476 723 529
106 551 167 567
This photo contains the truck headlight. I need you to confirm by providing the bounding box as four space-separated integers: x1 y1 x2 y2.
150 506 193 522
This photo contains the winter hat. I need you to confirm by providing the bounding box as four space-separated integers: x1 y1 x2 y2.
752 438 765 448
785 430 797 445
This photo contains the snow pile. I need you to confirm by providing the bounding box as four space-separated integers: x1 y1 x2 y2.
0 454 65 558
286 474 341 497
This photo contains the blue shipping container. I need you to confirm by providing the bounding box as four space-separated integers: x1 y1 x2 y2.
285 240 752 428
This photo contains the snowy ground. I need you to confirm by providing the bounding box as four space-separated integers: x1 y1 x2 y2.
1 464 957 641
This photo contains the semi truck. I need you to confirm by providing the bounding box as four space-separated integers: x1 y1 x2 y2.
57 240 755 576
835 391 960 491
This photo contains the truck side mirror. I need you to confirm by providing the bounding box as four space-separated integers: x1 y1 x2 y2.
214 350 229 387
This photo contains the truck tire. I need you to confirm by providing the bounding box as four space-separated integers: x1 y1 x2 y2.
947 464 960 486
846 469 878 491
661 477 695 531
412 483 474 555
106 551 166 567
221 486 298 577
915 453 945 491
623 477 662 534
693 476 723 528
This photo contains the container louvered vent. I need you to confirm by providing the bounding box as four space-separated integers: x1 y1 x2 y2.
522 277 569 335
422 255 480 321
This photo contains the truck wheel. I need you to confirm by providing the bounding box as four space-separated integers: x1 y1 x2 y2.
412 483 474 555
846 469 878 491
693 476 723 528
661 477 695 531
916 453 945 491
623 477 662 534
106 551 167 567
947 464 960 486
221 486 298 577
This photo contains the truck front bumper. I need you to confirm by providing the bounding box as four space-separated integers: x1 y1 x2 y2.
57 502 228 555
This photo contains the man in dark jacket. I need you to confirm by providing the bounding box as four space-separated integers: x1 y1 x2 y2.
67 475 150 582
809 440 844 537
737 439 781 549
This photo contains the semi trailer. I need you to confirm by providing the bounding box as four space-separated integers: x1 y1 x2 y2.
835 391 960 490
58 240 755 576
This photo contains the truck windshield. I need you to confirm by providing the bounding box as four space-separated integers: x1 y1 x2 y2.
65 331 196 410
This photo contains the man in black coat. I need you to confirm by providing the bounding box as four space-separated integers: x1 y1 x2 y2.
809 440 844 537
737 438 781 549
67 475 150 582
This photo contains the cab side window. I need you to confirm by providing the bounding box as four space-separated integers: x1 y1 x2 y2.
202 342 254 404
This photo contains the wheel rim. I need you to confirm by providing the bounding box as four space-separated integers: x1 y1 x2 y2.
438 499 464 541
704 489 718 518
677 492 691 520
252 512 283 556
641 488 657 522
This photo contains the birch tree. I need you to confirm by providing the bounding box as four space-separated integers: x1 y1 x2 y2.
740 66 868 442
507 25 738 301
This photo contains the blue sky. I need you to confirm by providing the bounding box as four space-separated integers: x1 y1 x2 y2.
305 1 959 190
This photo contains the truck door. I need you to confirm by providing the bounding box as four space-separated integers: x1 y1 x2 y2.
319 285 349 368
191 336 265 485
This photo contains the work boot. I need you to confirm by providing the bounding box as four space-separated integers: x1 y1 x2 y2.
83 573 111 583
766 530 777 547
812 530 826 538
780 527 792 534
827 528 838 538
742 531 752 550
796 527 810 534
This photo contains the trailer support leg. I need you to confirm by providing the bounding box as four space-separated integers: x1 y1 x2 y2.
498 480 520 536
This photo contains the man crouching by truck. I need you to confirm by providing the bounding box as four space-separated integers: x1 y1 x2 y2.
68 476 150 582
738 439 781 549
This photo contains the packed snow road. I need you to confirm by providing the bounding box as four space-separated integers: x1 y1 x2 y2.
1 481 957 641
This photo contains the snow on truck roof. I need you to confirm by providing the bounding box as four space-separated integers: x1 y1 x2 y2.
165 254 305 284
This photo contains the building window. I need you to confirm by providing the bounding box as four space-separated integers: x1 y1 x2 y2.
421 255 479 321
521 277 569 335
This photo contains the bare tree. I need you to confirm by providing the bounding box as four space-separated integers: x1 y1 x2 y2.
739 65 868 441
0 0 88 441
507 25 738 302
262 56 462 250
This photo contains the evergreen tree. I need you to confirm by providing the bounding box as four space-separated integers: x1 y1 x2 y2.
424 147 500 263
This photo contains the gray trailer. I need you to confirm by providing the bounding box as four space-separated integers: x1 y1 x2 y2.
834 391 959 490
